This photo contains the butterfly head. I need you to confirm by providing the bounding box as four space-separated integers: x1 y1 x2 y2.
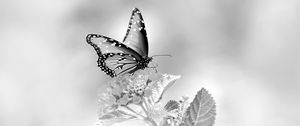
146 56 153 64
138 56 153 68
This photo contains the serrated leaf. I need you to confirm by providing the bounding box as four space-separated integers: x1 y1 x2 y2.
97 110 135 126
164 100 179 112
150 74 181 103
182 88 216 126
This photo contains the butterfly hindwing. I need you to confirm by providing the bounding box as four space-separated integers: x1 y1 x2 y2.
123 8 149 57
100 53 139 76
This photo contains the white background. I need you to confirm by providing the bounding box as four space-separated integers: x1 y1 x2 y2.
0 0 299 126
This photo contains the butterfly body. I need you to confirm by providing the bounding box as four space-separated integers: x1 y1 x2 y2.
86 8 152 77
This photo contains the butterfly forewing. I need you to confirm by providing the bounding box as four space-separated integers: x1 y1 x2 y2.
86 34 141 59
123 8 149 57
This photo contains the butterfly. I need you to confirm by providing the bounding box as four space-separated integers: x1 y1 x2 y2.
86 8 153 77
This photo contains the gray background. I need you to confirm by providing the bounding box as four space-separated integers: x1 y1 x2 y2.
0 0 299 126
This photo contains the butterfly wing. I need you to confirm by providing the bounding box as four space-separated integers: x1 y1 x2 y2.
123 8 149 57
86 34 142 77
100 53 141 77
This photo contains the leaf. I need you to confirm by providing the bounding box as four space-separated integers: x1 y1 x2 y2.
97 110 136 126
164 100 179 112
182 88 216 126
150 74 181 103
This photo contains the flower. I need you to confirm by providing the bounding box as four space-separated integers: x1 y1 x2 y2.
117 94 130 105
96 68 182 126
97 88 117 117
144 88 152 97
132 95 142 104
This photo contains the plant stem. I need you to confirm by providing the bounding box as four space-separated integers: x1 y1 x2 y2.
144 117 158 126
140 103 148 116
142 97 150 111
122 105 146 118
117 109 137 118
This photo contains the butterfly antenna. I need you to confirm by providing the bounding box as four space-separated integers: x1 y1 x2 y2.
151 54 172 58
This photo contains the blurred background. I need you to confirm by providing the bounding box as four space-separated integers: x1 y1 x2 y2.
0 0 299 126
